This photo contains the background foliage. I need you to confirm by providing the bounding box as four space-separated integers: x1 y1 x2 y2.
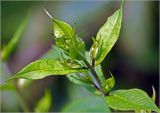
1 1 159 112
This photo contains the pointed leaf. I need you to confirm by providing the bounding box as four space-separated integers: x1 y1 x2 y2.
7 59 87 80
52 19 75 53
94 6 123 65
105 89 160 112
1 12 29 61
53 19 73 39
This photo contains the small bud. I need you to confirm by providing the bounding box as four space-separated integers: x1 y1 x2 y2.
90 37 99 66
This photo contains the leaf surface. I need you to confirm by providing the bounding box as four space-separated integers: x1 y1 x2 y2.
8 59 87 80
69 35 86 60
105 89 160 112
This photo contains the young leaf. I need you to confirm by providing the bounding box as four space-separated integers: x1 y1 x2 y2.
7 59 87 80
1 12 29 61
92 4 123 65
105 89 160 112
52 18 76 53
34 89 52 112
69 35 86 60
53 19 73 39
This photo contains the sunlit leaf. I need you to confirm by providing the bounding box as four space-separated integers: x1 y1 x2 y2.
62 96 110 112
34 89 52 112
1 12 29 61
105 89 160 112
93 5 123 65
7 59 87 81
52 19 74 52
53 19 73 39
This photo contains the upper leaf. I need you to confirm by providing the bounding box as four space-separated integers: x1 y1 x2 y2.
53 19 73 39
7 59 87 80
1 12 29 61
105 89 160 112
91 5 123 65
53 19 74 52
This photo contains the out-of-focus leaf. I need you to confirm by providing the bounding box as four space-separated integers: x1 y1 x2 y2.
105 89 160 112
62 96 110 112
0 82 16 90
34 89 52 112
41 46 61 59
69 35 86 60
7 59 87 81
93 5 123 65
1 12 29 61
102 72 115 94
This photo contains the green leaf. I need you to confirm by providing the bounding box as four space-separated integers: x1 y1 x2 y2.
67 72 101 95
95 65 105 85
102 72 115 94
93 5 123 65
0 82 16 90
62 96 110 112
52 19 74 52
53 19 73 39
1 11 29 61
105 89 160 112
69 35 86 60
7 59 87 80
34 89 52 112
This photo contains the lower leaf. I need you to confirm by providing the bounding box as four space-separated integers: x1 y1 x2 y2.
105 89 160 112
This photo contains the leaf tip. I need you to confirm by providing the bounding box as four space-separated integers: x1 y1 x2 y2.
43 8 53 19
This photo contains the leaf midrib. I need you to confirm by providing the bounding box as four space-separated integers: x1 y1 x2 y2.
112 93 153 111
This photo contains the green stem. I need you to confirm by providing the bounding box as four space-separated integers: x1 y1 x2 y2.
83 59 105 96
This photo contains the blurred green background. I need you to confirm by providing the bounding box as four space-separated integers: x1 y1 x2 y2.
1 1 159 112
